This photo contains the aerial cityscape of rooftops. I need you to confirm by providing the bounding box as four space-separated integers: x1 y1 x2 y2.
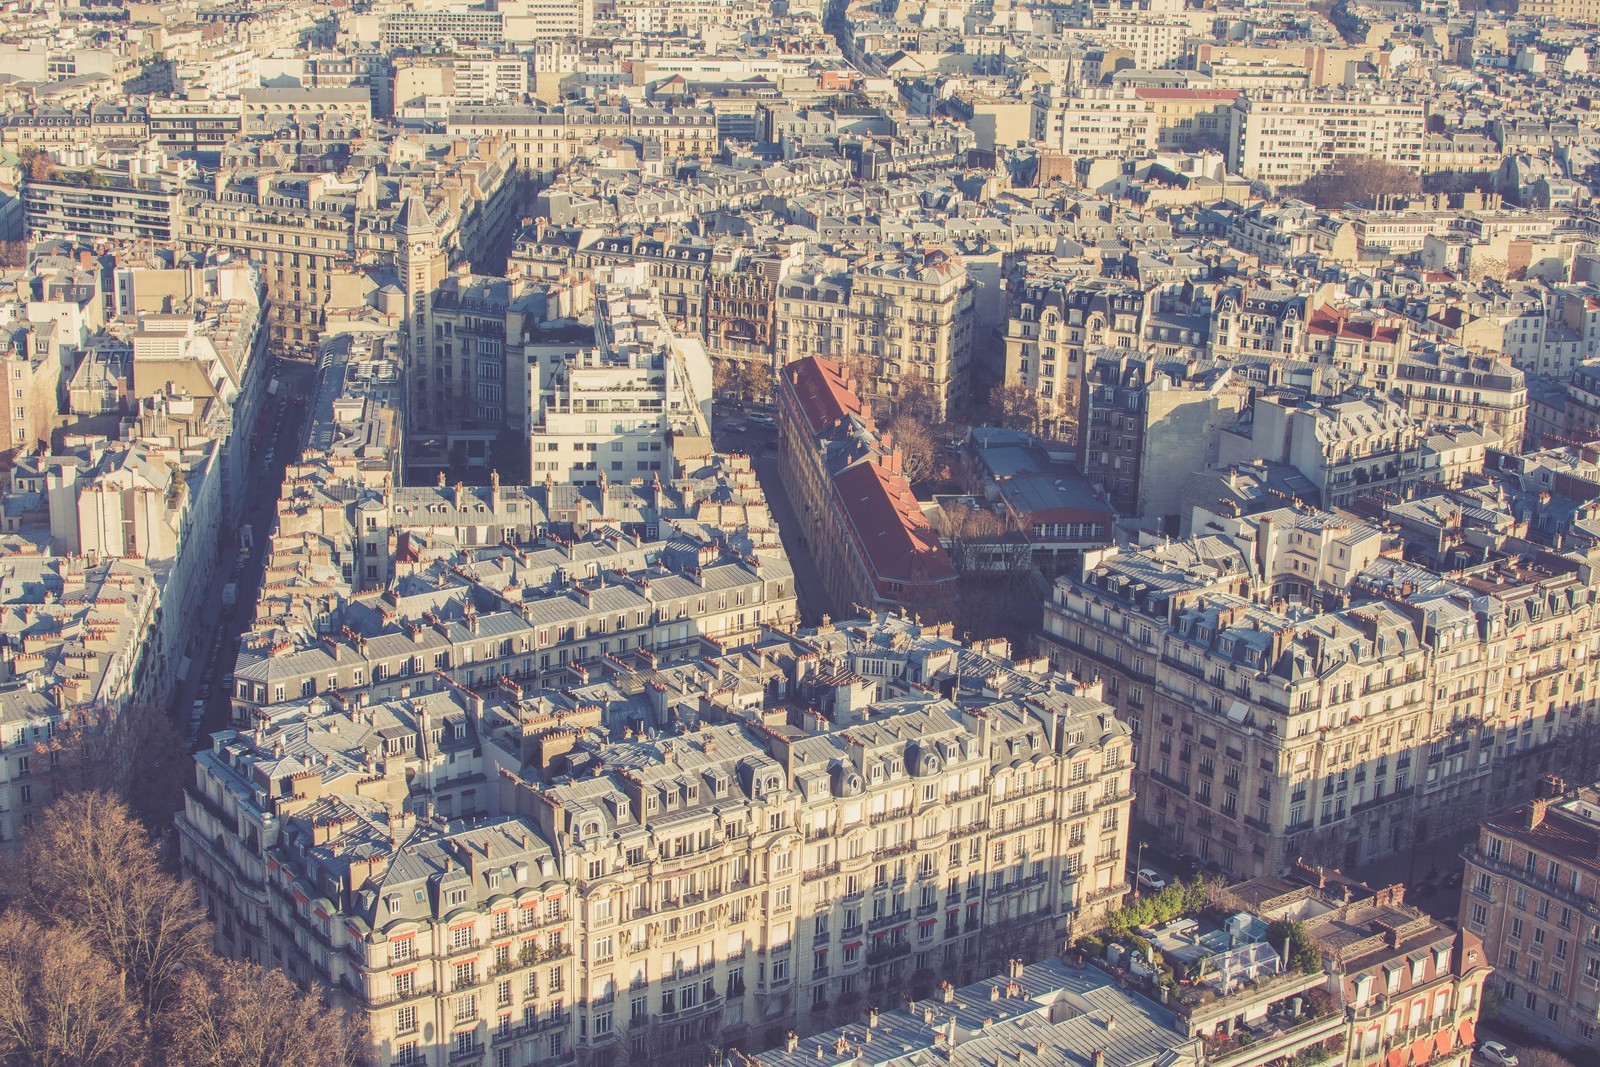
7 0 1600 1063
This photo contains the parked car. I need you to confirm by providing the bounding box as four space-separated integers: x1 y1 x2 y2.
1136 868 1167 892
749 413 776 427
1479 1043 1517 1067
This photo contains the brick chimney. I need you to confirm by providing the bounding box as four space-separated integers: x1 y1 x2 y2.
1527 798 1550 831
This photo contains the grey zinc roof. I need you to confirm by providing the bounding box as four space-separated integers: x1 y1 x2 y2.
738 957 1196 1067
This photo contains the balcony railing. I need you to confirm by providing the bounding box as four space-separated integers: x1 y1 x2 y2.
803 861 840 884
866 942 910 965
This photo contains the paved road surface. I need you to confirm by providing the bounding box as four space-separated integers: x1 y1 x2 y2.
170 355 316 747
711 414 837 626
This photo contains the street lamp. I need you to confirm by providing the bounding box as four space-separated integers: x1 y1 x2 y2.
1133 840 1146 899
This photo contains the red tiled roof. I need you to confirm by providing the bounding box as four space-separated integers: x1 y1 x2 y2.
1484 801 1600 876
782 356 871 438
1132 88 1240 101
1308 307 1403 344
831 460 956 585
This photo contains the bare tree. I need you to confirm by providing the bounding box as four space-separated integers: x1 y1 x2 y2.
165 958 368 1067
896 372 940 425
1515 1050 1576 1067
1467 255 1507 283
987 381 1040 434
13 792 212 1020
887 412 941 485
34 700 188 824
1040 377 1081 445
934 500 1037 642
1291 155 1420 209
0 912 148 1067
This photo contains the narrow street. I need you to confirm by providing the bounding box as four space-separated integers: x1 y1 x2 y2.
712 410 838 626
169 355 316 746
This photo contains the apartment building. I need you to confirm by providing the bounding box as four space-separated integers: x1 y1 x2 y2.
1460 778 1600 1050
777 356 958 619
24 168 184 244
306 329 406 490
1304 305 1412 383
181 174 362 348
1225 92 1426 189
848 250 974 421
445 106 719 181
735 956 1193 1067
184 612 1134 1067
772 271 852 366
1392 348 1528 451
1042 518 1600 880
571 236 714 341
1135 87 1241 151
380 8 506 47
1329 892 1488 1067
1420 133 1502 176
182 141 517 349
409 271 527 439
528 282 713 483
231 499 793 721
454 53 530 105
1210 284 1313 362
1003 274 1148 444
0 104 149 149
0 253 101 451
1031 89 1158 158
1218 393 1426 510
1513 0 1600 24
704 254 783 368
1078 351 1249 532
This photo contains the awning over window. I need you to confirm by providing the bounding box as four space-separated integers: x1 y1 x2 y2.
1435 1028 1455 1059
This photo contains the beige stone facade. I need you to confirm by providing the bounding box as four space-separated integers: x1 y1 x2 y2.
182 614 1134 1067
